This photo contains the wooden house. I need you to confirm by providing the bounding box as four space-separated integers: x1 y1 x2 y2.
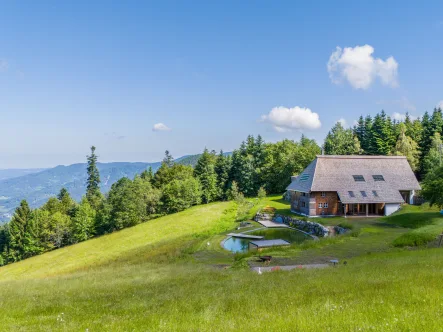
286 155 421 217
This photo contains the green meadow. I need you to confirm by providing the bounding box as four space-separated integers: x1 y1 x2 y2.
1 196 443 331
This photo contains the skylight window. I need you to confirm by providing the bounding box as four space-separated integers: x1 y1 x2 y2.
348 191 355 197
372 175 385 181
360 191 367 197
299 174 310 182
373 190 378 197
353 175 365 182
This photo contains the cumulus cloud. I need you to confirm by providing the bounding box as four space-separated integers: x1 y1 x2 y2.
260 106 321 132
437 101 443 110
152 123 171 132
327 45 398 89
391 112 418 122
0 59 8 72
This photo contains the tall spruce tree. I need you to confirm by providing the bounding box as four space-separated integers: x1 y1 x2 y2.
194 148 218 203
8 200 32 261
214 151 231 200
370 111 395 155
363 115 374 154
86 146 101 207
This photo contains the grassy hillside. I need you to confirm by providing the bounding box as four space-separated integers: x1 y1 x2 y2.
1 198 443 330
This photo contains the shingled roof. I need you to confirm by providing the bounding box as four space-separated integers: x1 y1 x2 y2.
286 155 421 204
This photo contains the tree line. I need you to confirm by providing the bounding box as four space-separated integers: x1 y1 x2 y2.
0 136 320 266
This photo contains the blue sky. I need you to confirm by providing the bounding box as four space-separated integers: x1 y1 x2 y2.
0 1 442 168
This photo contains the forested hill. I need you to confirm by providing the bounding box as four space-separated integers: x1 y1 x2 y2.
0 155 204 222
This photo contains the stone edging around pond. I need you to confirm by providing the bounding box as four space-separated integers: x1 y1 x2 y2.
255 213 349 237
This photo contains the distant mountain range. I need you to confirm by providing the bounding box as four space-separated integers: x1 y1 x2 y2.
0 154 206 223
0 168 47 181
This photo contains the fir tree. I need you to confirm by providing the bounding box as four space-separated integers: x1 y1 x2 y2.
163 150 174 167
8 200 32 261
214 151 231 200
194 148 218 203
86 146 101 207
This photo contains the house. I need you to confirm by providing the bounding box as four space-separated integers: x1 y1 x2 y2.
286 155 421 217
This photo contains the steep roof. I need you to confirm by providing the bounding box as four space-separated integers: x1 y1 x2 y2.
286 155 421 203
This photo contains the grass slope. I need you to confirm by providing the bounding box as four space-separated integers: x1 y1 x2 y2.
1 197 443 330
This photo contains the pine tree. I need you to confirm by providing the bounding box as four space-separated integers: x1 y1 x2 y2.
370 111 395 155
8 200 32 261
363 115 374 154
86 146 101 207
393 123 420 171
163 150 174 167
214 151 231 200
354 116 366 152
419 112 434 176
431 108 443 136
194 148 218 203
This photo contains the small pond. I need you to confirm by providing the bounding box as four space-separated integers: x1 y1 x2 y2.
223 228 311 253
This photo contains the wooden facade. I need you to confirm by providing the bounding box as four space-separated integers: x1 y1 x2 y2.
313 191 340 216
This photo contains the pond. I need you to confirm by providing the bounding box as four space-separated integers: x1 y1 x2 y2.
223 228 311 253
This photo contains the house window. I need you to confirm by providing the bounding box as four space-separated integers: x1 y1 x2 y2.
319 203 323 208
324 203 329 208
301 192 306 197
360 191 367 197
301 201 306 208
373 190 378 197
353 175 365 182
348 191 355 197
373 175 385 181
321 192 326 197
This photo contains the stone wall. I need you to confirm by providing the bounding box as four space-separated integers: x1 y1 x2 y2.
255 213 330 237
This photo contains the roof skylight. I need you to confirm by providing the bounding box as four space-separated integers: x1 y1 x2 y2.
353 175 365 182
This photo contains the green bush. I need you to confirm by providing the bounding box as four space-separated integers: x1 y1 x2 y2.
393 228 439 247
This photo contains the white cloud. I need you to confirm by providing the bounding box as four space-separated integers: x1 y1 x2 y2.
152 123 171 132
327 45 398 89
0 59 8 72
391 112 418 122
437 101 443 110
260 106 321 132
337 118 347 127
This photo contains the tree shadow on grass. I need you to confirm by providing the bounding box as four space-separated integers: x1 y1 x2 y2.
382 212 442 229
